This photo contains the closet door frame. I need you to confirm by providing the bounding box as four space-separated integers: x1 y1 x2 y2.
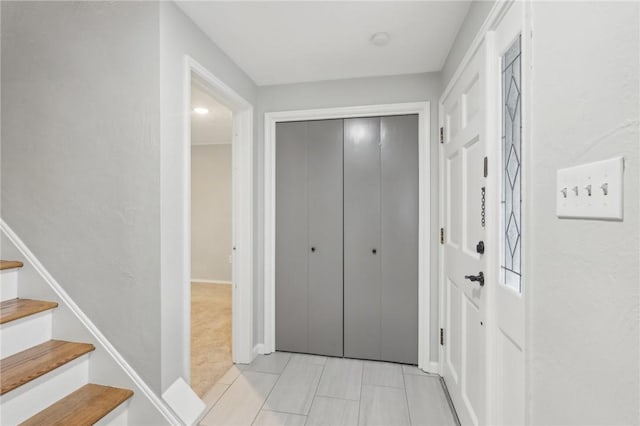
264 102 434 372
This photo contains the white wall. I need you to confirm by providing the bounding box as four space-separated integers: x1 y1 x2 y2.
255 72 443 362
528 2 639 423
1 1 163 391
160 1 258 390
441 0 495 86
191 145 232 282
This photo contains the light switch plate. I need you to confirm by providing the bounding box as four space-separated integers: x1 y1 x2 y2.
556 157 624 220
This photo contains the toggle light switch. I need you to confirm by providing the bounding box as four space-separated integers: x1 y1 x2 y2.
556 157 624 220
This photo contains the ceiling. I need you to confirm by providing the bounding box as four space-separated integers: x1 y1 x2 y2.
176 1 471 86
191 82 232 145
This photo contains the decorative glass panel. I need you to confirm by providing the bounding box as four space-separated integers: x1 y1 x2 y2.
501 35 522 292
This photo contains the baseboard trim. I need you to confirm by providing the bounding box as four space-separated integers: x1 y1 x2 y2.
428 361 440 375
0 219 181 425
252 343 264 359
191 279 232 285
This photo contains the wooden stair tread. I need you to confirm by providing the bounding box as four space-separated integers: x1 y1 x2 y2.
0 298 59 324
1 340 95 395
20 383 133 426
0 260 24 271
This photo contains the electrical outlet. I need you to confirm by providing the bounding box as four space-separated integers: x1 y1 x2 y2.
228 254 233 264
556 157 624 220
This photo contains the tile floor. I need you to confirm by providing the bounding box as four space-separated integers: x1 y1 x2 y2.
199 352 458 426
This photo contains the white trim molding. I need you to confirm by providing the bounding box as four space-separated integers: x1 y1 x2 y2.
263 102 434 373
183 56 254 372
252 343 265 359
0 219 182 425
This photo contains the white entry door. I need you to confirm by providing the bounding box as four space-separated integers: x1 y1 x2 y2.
440 39 489 426
491 2 526 425
440 2 527 425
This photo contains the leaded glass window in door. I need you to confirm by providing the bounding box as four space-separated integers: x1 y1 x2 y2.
501 35 522 292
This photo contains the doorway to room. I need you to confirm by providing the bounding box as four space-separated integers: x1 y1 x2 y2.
189 77 234 396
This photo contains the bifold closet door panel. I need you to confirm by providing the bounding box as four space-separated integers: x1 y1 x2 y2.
275 121 309 353
380 115 419 365
307 119 344 357
344 117 382 361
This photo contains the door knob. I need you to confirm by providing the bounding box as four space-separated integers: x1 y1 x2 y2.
464 272 484 286
311 247 316 253
372 248 377 254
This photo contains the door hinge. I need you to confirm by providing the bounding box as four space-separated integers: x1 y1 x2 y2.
440 228 445 244
483 156 488 178
440 127 444 144
440 328 445 346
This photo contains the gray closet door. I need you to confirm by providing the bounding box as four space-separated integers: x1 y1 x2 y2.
380 115 419 365
344 117 382 361
344 115 418 364
276 121 309 353
307 120 344 357
275 119 343 356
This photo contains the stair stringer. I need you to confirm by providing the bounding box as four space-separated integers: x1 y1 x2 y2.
0 220 182 425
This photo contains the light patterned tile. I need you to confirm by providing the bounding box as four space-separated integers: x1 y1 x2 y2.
247 352 292 374
362 361 404 388
316 358 363 401
404 375 457 426
288 353 328 366
252 410 307 426
306 396 359 426
217 365 243 385
359 385 410 426
401 365 429 376
264 362 324 415
201 371 278 426
201 382 229 408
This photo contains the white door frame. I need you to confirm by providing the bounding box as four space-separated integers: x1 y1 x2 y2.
438 0 528 423
183 56 254 369
263 102 434 372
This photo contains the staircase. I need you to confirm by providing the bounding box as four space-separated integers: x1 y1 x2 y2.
0 260 134 425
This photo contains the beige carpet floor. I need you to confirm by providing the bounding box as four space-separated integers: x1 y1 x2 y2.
191 282 232 397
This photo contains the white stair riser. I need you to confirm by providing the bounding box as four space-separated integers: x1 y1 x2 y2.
0 270 18 302
0 355 89 425
96 401 129 426
0 311 52 358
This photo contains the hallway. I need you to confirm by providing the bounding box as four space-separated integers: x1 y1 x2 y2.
199 353 457 426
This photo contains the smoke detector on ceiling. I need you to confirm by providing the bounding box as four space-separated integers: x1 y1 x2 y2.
370 32 391 47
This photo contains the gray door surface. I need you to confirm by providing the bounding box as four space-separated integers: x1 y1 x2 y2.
379 115 419 364
276 115 418 364
344 115 419 364
275 119 344 357
343 117 382 361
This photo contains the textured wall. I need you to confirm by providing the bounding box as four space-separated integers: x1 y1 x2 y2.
255 72 443 362
441 0 495 87
1 1 162 391
529 2 640 424
191 145 233 282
